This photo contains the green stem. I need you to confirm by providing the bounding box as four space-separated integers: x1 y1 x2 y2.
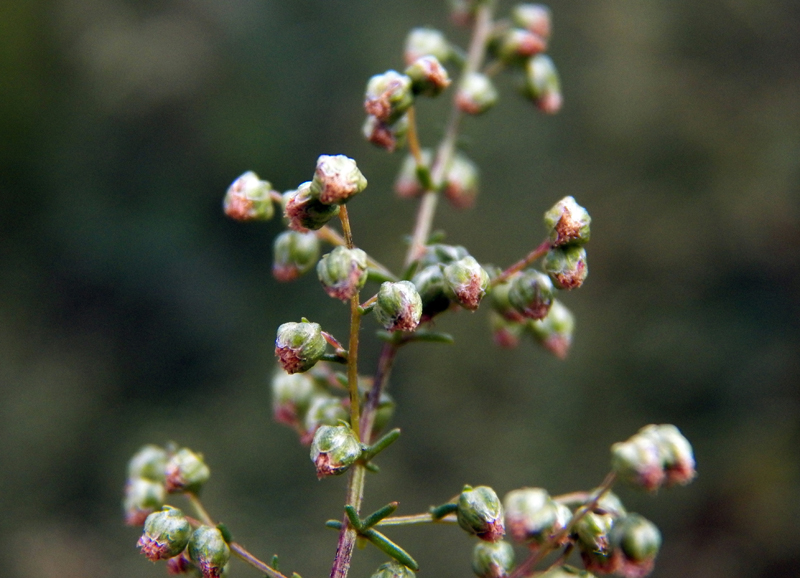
375 512 458 527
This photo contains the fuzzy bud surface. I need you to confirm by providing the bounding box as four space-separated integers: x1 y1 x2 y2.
284 182 340 232
442 256 490 310
310 424 362 478
365 71 414 124
472 540 515 578
272 230 320 281
310 155 368 205
405 56 451 97
223 171 275 221
508 270 554 320
456 72 498 115
138 507 192 561
375 281 423 332
404 27 452 65
165 448 210 494
544 196 591 246
457 485 505 542
527 299 575 358
127 444 167 482
544 245 588 290
188 526 230 578
504 487 571 546
523 55 562 114
317 246 369 302
275 320 327 374
123 477 166 526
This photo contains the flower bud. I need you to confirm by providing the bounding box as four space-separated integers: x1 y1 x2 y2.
503 488 571 547
303 395 349 443
648 424 696 486
271 370 322 428
188 526 230 578
123 477 166 526
575 510 616 556
370 560 416 578
489 279 524 322
512 4 552 40
442 256 490 311
610 514 661 578
522 55 562 114
128 444 168 482
165 448 210 494
310 155 368 206
405 56 451 97
508 270 554 320
527 299 574 358
457 485 505 542
137 507 192 561
472 541 515 578
419 243 470 268
310 423 362 478
372 392 396 435
284 182 340 232
223 171 275 221
411 264 451 321
544 245 588 290
449 0 477 26
544 196 591 247
456 72 498 115
365 71 414 124
404 27 452 66
444 152 479 209
375 281 423 332
317 246 369 301
363 113 408 153
394 150 433 199
272 230 320 282
490 311 525 349
492 28 547 64
275 320 327 374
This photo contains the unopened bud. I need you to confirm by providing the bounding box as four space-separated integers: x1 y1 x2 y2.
449 0 477 27
317 246 368 301
223 171 275 221
528 299 574 358
310 423 362 478
490 311 525 349
419 243 470 268
371 560 416 578
472 541 515 578
512 4 552 40
128 444 167 482
138 507 192 561
273 230 320 282
444 152 479 209
508 270 554 320
492 28 547 64
456 72 498 115
503 488 571 546
365 71 414 124
611 434 665 492
284 182 340 232
457 485 505 542
575 510 616 556
544 196 591 247
272 370 322 428
544 245 588 290
363 113 409 153
123 477 166 526
304 395 349 443
442 256 490 311
489 278 525 322
188 526 230 578
165 448 210 494
647 424 696 486
394 150 433 199
275 320 327 374
310 155 368 206
404 27 452 65
522 55 562 114
405 56 451 97
412 264 452 321
375 281 423 332
610 514 661 578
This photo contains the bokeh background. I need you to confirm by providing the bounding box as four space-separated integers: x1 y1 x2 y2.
2 1 799 577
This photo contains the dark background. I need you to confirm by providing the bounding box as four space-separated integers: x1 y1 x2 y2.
2 1 799 577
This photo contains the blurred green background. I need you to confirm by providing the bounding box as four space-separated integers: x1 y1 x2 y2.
2 1 799 577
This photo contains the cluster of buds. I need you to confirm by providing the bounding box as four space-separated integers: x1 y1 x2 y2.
457 485 506 542
611 424 696 491
503 487 572 549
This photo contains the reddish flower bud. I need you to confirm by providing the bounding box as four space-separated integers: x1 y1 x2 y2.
165 448 210 494
363 113 408 152
310 424 362 479
544 246 588 290
310 154 368 205
188 526 230 578
512 4 552 40
528 299 575 359
522 55 562 114
442 256 490 310
544 196 591 247
457 485 506 542
405 56 451 97
123 477 166 526
272 230 320 282
394 149 432 199
404 27 452 66
284 182 340 232
137 507 192 561
375 281 423 332
223 171 275 221
456 73 498 115
275 320 327 374
317 246 369 302
444 152 479 209
364 71 414 124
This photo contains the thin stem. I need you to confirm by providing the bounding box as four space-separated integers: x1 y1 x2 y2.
186 491 214 526
375 512 458 527
406 106 424 165
491 240 551 287
339 207 362 442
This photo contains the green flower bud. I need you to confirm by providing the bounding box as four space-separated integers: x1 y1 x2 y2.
503 488 571 546
411 264 451 321
419 243 471 268
489 278 524 322
442 256 490 311
223 171 275 221
165 448 210 493
456 72 498 115
303 395 349 444
575 510 616 556
508 270 554 320
527 299 574 358
317 246 369 301
188 526 231 578
365 70 414 124
394 149 433 199
272 230 320 282
310 423 362 478
457 485 505 542
544 245 588 290
444 151 479 209
127 444 167 482
123 477 166 526
648 424 696 486
405 56 451 97
370 560 416 578
491 28 547 64
309 154 368 206
372 392 396 435
271 369 322 428
610 514 661 578
375 281 423 332
363 113 409 153
275 320 327 374
512 4 552 40
284 182 340 232
472 540 515 578
611 433 666 492
544 196 591 247
137 507 192 561
404 27 452 66
490 310 525 349
522 55 562 114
